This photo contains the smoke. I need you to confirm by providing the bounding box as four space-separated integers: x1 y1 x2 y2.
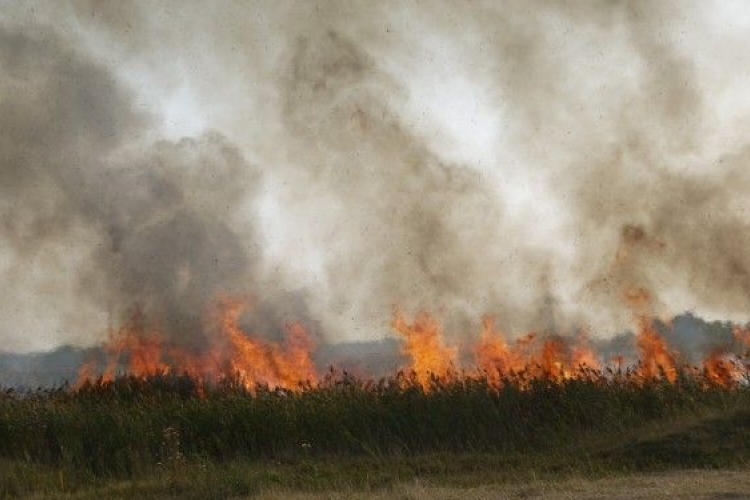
3 2 750 353
276 29 550 341
0 24 145 351
0 24 287 350
81 134 267 347
541 3 750 331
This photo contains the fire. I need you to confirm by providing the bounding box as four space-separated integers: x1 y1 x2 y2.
635 316 677 382
76 297 317 391
571 330 600 372
475 316 521 382
212 297 317 389
76 297 750 393
75 310 168 389
476 317 600 385
539 338 566 380
702 350 743 388
392 309 457 386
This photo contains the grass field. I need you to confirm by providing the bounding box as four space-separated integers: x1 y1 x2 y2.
2 370 750 498
5 463 750 499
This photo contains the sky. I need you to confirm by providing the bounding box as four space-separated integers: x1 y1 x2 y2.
3 1 750 352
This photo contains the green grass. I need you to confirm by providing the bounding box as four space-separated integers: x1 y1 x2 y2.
2 371 750 497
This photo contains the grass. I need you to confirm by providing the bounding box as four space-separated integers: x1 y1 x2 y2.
2 371 750 498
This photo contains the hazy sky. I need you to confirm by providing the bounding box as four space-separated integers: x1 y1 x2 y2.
3 1 750 352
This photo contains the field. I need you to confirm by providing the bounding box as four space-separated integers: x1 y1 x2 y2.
2 370 750 499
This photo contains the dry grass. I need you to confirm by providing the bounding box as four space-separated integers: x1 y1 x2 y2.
255 469 750 500
21 469 750 499
4 375 750 498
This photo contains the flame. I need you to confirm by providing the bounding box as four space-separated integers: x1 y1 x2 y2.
635 316 677 382
539 337 567 380
703 350 743 388
76 297 317 392
75 297 750 393
211 297 317 389
571 330 600 372
475 316 600 386
475 316 519 383
70 222 750 392
392 309 456 386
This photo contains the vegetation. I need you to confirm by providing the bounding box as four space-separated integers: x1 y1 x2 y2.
2 370 750 498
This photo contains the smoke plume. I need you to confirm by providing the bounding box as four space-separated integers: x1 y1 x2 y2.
2 2 750 354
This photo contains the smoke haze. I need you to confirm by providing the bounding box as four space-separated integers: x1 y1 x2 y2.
3 2 750 352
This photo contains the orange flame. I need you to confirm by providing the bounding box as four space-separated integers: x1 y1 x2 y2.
392 309 456 386
76 297 317 392
475 317 600 386
702 350 743 388
475 316 515 382
571 330 600 372
210 297 317 389
635 316 677 382
75 297 750 392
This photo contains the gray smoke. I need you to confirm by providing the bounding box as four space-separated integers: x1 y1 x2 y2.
276 29 547 341
0 24 287 349
2 2 750 354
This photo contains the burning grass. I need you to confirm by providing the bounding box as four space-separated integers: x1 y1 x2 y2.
71 298 750 393
3 369 750 473
4 303 750 496
3 373 750 498
4 362 750 498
